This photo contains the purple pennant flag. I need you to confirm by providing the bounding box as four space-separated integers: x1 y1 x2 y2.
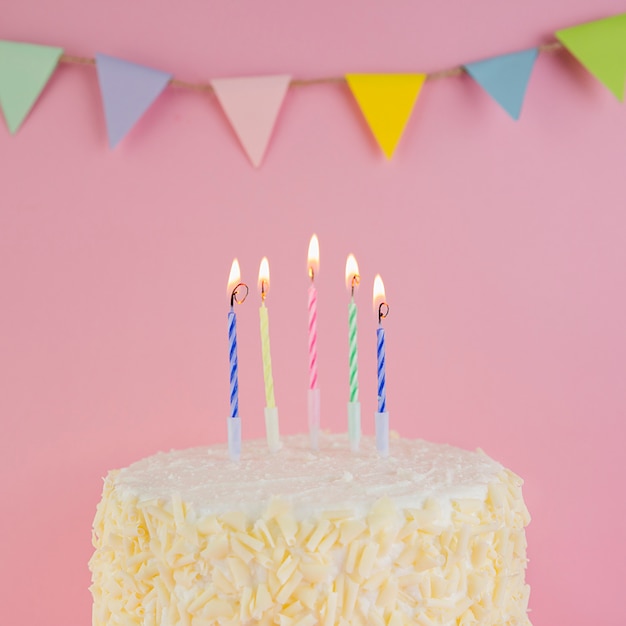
95 53 172 148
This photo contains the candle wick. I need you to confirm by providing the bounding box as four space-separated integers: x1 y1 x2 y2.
231 282 249 307
378 301 389 324
351 274 360 297
308 267 315 282
261 280 268 301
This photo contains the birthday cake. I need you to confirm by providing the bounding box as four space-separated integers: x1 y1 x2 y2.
89 434 531 625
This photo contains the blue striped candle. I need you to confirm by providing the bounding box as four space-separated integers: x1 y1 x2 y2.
227 258 247 462
228 309 239 418
373 274 389 456
376 325 386 413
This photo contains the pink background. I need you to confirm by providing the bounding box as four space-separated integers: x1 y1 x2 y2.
1 1 625 624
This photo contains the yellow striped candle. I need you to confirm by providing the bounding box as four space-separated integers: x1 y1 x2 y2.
258 257 280 451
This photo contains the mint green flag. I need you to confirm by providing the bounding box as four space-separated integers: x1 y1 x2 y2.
556 13 626 101
0 41 64 133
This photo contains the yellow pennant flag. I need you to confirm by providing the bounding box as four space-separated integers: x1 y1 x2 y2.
346 73 426 159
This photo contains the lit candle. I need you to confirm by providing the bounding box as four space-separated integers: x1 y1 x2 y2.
373 274 389 457
307 234 320 450
258 257 280 452
227 259 248 461
345 254 361 451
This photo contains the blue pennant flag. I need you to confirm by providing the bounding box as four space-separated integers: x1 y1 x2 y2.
464 48 539 120
95 53 172 148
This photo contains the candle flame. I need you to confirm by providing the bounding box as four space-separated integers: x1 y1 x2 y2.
372 274 386 314
228 258 242 306
258 256 270 298
307 234 319 280
228 258 241 295
227 258 248 307
345 254 360 293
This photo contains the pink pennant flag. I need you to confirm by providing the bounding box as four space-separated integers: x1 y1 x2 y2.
211 75 291 167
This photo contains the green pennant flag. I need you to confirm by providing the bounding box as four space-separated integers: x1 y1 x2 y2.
556 13 626 101
0 41 64 133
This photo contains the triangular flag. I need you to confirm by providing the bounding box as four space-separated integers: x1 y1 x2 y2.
464 48 538 120
345 73 426 159
211 75 291 167
0 41 63 133
556 13 626 101
95 53 172 148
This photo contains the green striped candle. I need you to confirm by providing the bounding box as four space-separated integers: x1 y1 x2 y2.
346 254 361 451
348 298 359 402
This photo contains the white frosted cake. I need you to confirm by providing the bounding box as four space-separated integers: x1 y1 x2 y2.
89 434 531 626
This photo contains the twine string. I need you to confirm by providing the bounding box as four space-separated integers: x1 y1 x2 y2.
58 41 564 95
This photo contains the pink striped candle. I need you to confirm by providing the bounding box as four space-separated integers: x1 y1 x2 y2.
308 284 318 390
307 234 320 449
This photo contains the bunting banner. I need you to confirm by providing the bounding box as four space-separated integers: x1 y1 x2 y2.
346 73 426 159
95 53 172 148
464 48 539 120
556 13 626 101
211 75 291 167
0 41 63 133
0 11 626 164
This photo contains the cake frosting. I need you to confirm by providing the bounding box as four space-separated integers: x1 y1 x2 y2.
90 433 531 626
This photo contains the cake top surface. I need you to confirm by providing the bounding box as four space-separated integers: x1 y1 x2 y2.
113 433 503 518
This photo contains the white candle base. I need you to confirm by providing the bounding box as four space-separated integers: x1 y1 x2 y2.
347 401 361 452
375 411 389 457
264 406 280 452
308 388 320 450
227 416 241 461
